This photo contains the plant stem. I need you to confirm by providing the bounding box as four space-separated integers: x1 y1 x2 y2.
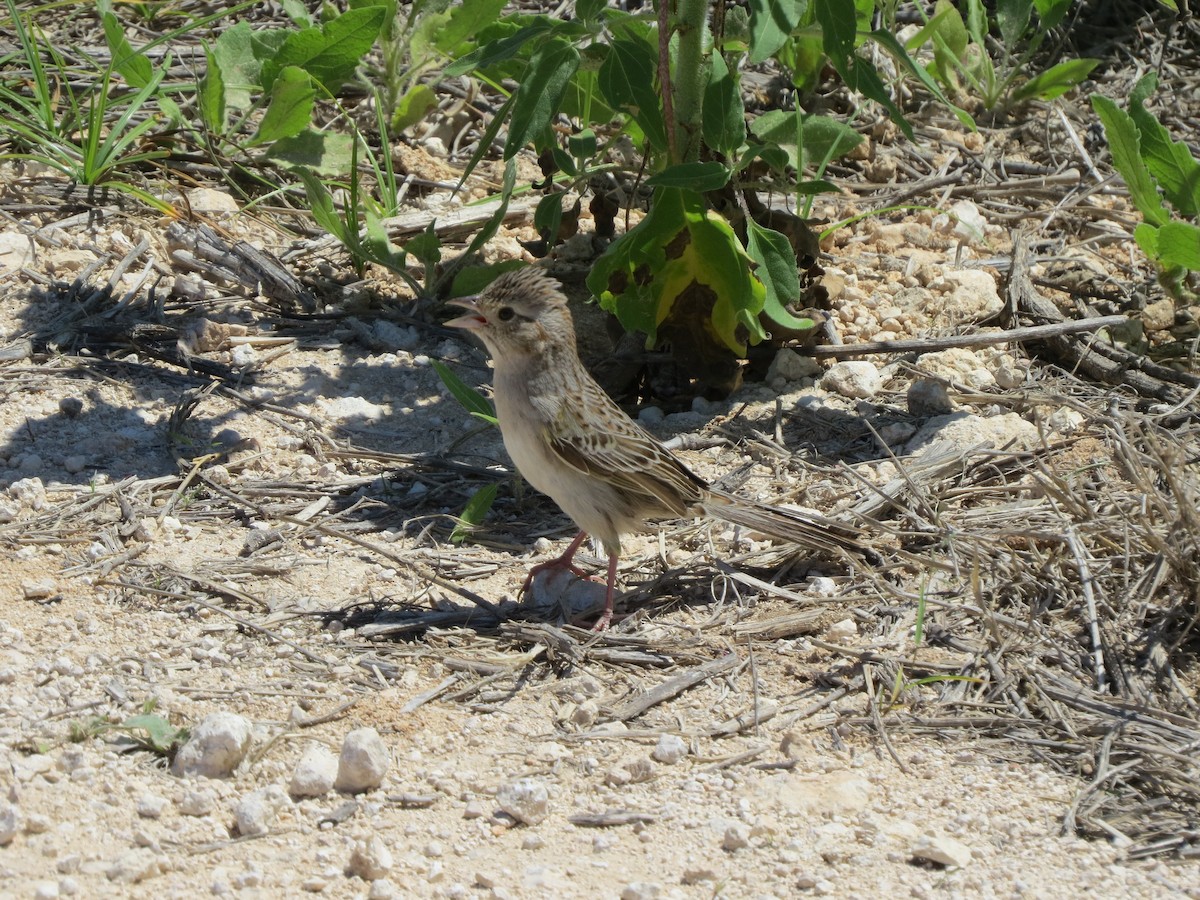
671 0 710 164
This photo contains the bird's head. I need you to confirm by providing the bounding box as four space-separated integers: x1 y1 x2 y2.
445 267 575 362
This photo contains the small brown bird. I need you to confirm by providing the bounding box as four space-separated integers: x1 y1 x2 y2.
446 267 865 629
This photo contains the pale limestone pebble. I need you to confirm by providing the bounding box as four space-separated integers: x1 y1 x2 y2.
905 412 1040 456
368 878 402 899
569 699 599 728
1044 405 1087 435
0 497 20 522
911 833 973 867
233 784 291 837
106 848 167 884
185 187 240 215
319 396 389 422
229 343 258 368
291 745 338 798
621 882 663 900
606 757 654 787
907 379 955 416
9 476 47 510
180 318 249 354
372 319 420 352
171 712 253 778
58 395 84 418
681 866 719 885
652 733 688 764
807 576 838 596
22 579 56 600
929 269 1003 324
722 823 751 851
177 788 216 817
1141 298 1175 333
766 348 821 384
32 881 59 899
135 793 168 819
0 230 35 267
913 347 995 389
823 618 858 645
347 834 394 880
0 798 19 844
14 753 54 781
335 727 390 793
822 361 882 399
495 777 549 825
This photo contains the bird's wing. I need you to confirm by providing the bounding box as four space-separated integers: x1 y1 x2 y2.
542 383 706 517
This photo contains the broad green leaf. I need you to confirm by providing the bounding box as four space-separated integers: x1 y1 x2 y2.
598 37 667 152
703 52 745 155
444 21 555 78
1127 74 1200 217
776 30 825 92
391 83 438 132
1157 221 1200 270
814 0 855 62
199 45 226 134
745 219 815 332
449 259 527 297
588 188 768 355
431 359 497 423
576 0 607 21
101 12 153 88
504 39 579 159
646 162 730 191
996 0 1033 47
250 66 315 145
434 0 507 55
1133 222 1160 261
451 483 499 544
266 128 354 175
1033 0 1072 30
747 0 804 64
1011 58 1099 102
263 7 385 95
750 112 862 170
964 0 989 48
206 24 259 112
1091 94 1169 227
534 192 565 244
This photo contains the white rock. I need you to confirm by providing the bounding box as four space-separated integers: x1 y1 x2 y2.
807 576 838 596
651 734 687 764
32 881 58 899
368 879 401 899
0 799 19 845
912 833 973 867
22 579 56 600
335 728 390 793
766 348 821 383
177 789 216 816
621 883 662 900
9 477 47 510
496 778 549 825
373 320 420 352
230 344 257 368
321 396 388 422
822 361 881 399
722 824 751 851
185 187 240 214
290 745 338 798
233 785 291 837
905 412 1040 456
935 269 1002 324
1046 406 1086 435
0 230 35 268
823 618 857 644
171 712 253 778
136 793 168 819
945 199 987 244
347 835 394 880
105 849 164 883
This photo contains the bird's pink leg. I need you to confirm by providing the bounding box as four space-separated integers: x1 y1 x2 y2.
590 552 621 632
520 530 593 594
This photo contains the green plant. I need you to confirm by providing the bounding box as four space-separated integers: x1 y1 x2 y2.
443 0 961 391
906 0 1099 111
0 0 174 209
431 358 500 542
69 700 188 756
1092 74 1200 307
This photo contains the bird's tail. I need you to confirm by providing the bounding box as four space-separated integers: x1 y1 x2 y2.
700 489 872 560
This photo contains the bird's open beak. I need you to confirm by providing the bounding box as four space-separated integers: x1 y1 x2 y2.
444 296 485 331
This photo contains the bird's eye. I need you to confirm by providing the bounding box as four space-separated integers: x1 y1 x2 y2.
497 306 515 322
